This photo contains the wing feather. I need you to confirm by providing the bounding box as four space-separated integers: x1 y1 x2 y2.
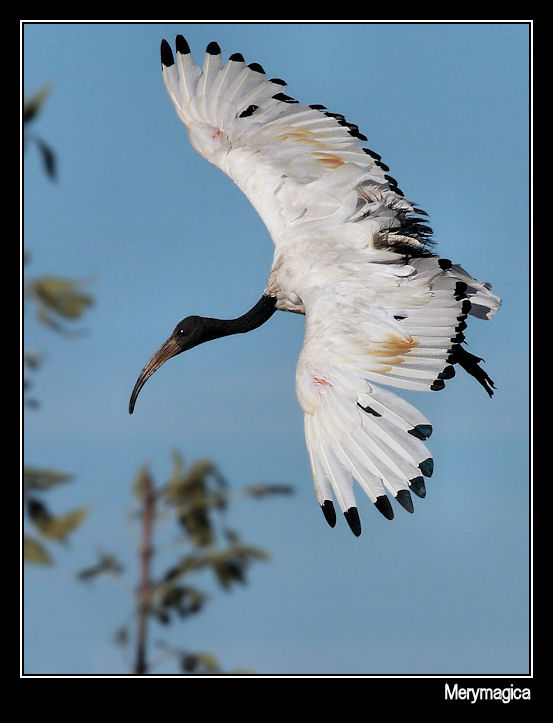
296 256 499 533
160 36 430 250
158 36 501 535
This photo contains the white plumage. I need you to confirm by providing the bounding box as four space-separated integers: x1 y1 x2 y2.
143 36 501 536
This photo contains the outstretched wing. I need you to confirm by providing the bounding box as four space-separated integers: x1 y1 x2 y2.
160 36 501 536
296 255 500 536
160 36 432 253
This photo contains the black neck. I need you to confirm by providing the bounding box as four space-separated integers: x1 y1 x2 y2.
202 294 277 341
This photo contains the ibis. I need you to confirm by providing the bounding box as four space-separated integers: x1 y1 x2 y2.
129 36 501 536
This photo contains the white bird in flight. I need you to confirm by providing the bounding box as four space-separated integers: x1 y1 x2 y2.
130 36 501 536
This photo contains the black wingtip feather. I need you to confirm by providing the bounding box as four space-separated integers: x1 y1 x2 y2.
454 282 468 300
272 92 298 103
344 507 362 536
363 148 382 160
206 41 221 55
419 458 434 478
321 500 336 528
396 490 414 513
175 35 190 55
408 424 433 441
438 365 456 380
409 477 427 499
160 39 174 67
375 495 394 520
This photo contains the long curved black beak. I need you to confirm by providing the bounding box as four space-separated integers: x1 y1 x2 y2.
129 336 181 414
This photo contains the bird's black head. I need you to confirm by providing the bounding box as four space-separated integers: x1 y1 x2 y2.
129 295 277 415
129 315 209 414
172 315 207 351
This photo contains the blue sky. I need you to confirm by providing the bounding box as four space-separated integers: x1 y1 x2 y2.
23 22 530 676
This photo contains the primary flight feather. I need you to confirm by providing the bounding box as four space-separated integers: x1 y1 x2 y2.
129 36 501 536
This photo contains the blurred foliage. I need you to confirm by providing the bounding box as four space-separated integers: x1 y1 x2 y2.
78 452 293 674
23 85 56 180
25 276 94 333
23 84 93 564
154 641 254 675
23 466 89 565
77 553 124 582
24 350 44 409
27 499 88 541
24 465 73 492
23 535 53 565
23 83 94 357
163 454 229 547
179 651 220 674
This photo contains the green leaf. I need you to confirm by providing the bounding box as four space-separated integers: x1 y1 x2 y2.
77 553 124 581
212 543 269 590
180 651 220 674
35 137 56 180
23 535 53 565
113 626 129 647
24 465 73 492
23 351 44 371
195 652 219 673
26 276 94 323
162 553 209 581
23 85 51 124
38 506 89 541
163 541 269 591
156 583 208 620
163 454 233 548
213 559 245 589
27 498 54 532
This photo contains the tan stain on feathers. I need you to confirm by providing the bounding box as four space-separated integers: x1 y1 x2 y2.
369 333 419 366
313 153 345 169
276 126 346 170
277 127 321 143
